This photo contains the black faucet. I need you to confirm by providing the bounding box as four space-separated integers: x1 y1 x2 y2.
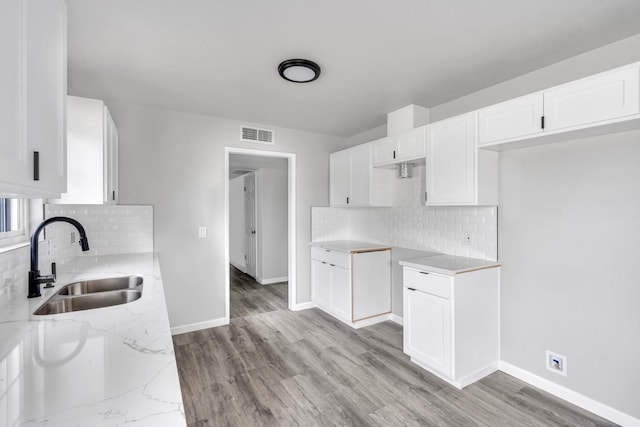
28 216 90 298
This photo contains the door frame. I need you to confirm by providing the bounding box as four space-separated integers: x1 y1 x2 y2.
224 147 297 322
243 171 257 278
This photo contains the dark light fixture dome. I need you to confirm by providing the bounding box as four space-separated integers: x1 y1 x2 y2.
278 59 321 83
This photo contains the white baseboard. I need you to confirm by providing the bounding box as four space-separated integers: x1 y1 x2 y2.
290 301 316 311
389 314 403 325
257 276 288 285
499 361 640 427
229 261 246 273
171 317 227 335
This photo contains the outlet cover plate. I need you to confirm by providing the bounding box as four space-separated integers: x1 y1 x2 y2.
546 350 567 376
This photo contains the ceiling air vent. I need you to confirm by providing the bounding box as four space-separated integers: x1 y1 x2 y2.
240 126 275 144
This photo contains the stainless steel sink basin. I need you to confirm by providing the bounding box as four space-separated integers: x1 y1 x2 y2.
34 289 142 315
57 275 143 295
33 275 144 315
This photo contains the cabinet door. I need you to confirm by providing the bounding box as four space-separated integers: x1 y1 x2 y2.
395 126 426 161
104 106 119 204
352 250 390 321
404 288 452 377
426 113 476 205
311 260 330 309
478 93 544 145
330 265 350 320
330 150 350 207
24 0 67 195
0 0 30 193
372 137 395 166
348 143 371 206
544 66 640 132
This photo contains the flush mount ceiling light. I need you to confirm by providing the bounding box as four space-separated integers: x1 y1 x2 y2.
278 59 321 83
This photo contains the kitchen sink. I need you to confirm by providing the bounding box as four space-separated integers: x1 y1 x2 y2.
57 275 143 295
33 275 144 315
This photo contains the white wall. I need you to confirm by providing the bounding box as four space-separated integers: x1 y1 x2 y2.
256 168 288 283
108 102 345 329
429 33 640 419
228 176 245 271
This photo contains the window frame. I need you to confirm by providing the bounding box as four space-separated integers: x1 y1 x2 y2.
0 199 30 248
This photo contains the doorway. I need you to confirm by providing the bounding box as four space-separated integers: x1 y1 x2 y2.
224 147 296 323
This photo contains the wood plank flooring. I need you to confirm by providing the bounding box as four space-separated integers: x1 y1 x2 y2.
229 265 287 319
173 272 616 427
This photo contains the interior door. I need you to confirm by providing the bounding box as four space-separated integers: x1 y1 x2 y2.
244 173 257 278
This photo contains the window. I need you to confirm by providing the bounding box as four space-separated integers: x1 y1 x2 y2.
0 198 28 246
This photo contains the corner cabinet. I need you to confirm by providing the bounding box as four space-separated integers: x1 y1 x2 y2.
0 0 67 198
330 142 393 207
425 112 498 206
49 96 119 205
311 246 391 328
403 266 500 389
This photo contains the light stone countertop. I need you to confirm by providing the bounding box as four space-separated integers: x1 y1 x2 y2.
0 253 186 426
399 254 501 276
310 240 391 253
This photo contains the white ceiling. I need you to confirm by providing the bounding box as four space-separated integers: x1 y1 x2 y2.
67 0 640 137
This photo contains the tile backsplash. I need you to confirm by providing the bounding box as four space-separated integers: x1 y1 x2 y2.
0 246 29 304
312 205 498 260
44 204 154 267
312 162 498 260
0 204 153 300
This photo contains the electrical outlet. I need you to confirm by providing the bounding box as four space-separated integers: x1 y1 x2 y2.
464 234 472 245
546 350 567 376
198 226 207 239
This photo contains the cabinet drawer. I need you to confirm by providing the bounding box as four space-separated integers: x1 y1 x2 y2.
311 246 350 269
403 268 451 299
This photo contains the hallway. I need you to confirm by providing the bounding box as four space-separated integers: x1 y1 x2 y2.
229 265 287 319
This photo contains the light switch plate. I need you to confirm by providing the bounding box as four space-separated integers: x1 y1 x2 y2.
198 226 207 238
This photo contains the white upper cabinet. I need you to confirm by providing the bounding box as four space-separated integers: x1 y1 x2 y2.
478 93 544 145
372 127 426 167
544 66 640 131
371 137 396 165
426 113 498 206
49 96 119 205
329 149 351 207
395 126 427 161
0 0 67 198
478 63 640 150
330 142 393 207
104 107 119 204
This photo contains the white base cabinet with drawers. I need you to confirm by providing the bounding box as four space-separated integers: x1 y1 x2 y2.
311 246 391 328
402 266 500 389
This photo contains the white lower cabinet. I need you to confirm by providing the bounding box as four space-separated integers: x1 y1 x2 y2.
311 246 391 328
402 266 500 388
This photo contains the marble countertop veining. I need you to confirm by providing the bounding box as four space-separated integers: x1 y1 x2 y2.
0 253 186 426
399 254 501 276
310 240 391 253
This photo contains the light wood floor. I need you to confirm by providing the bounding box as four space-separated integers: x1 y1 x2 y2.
173 271 616 427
